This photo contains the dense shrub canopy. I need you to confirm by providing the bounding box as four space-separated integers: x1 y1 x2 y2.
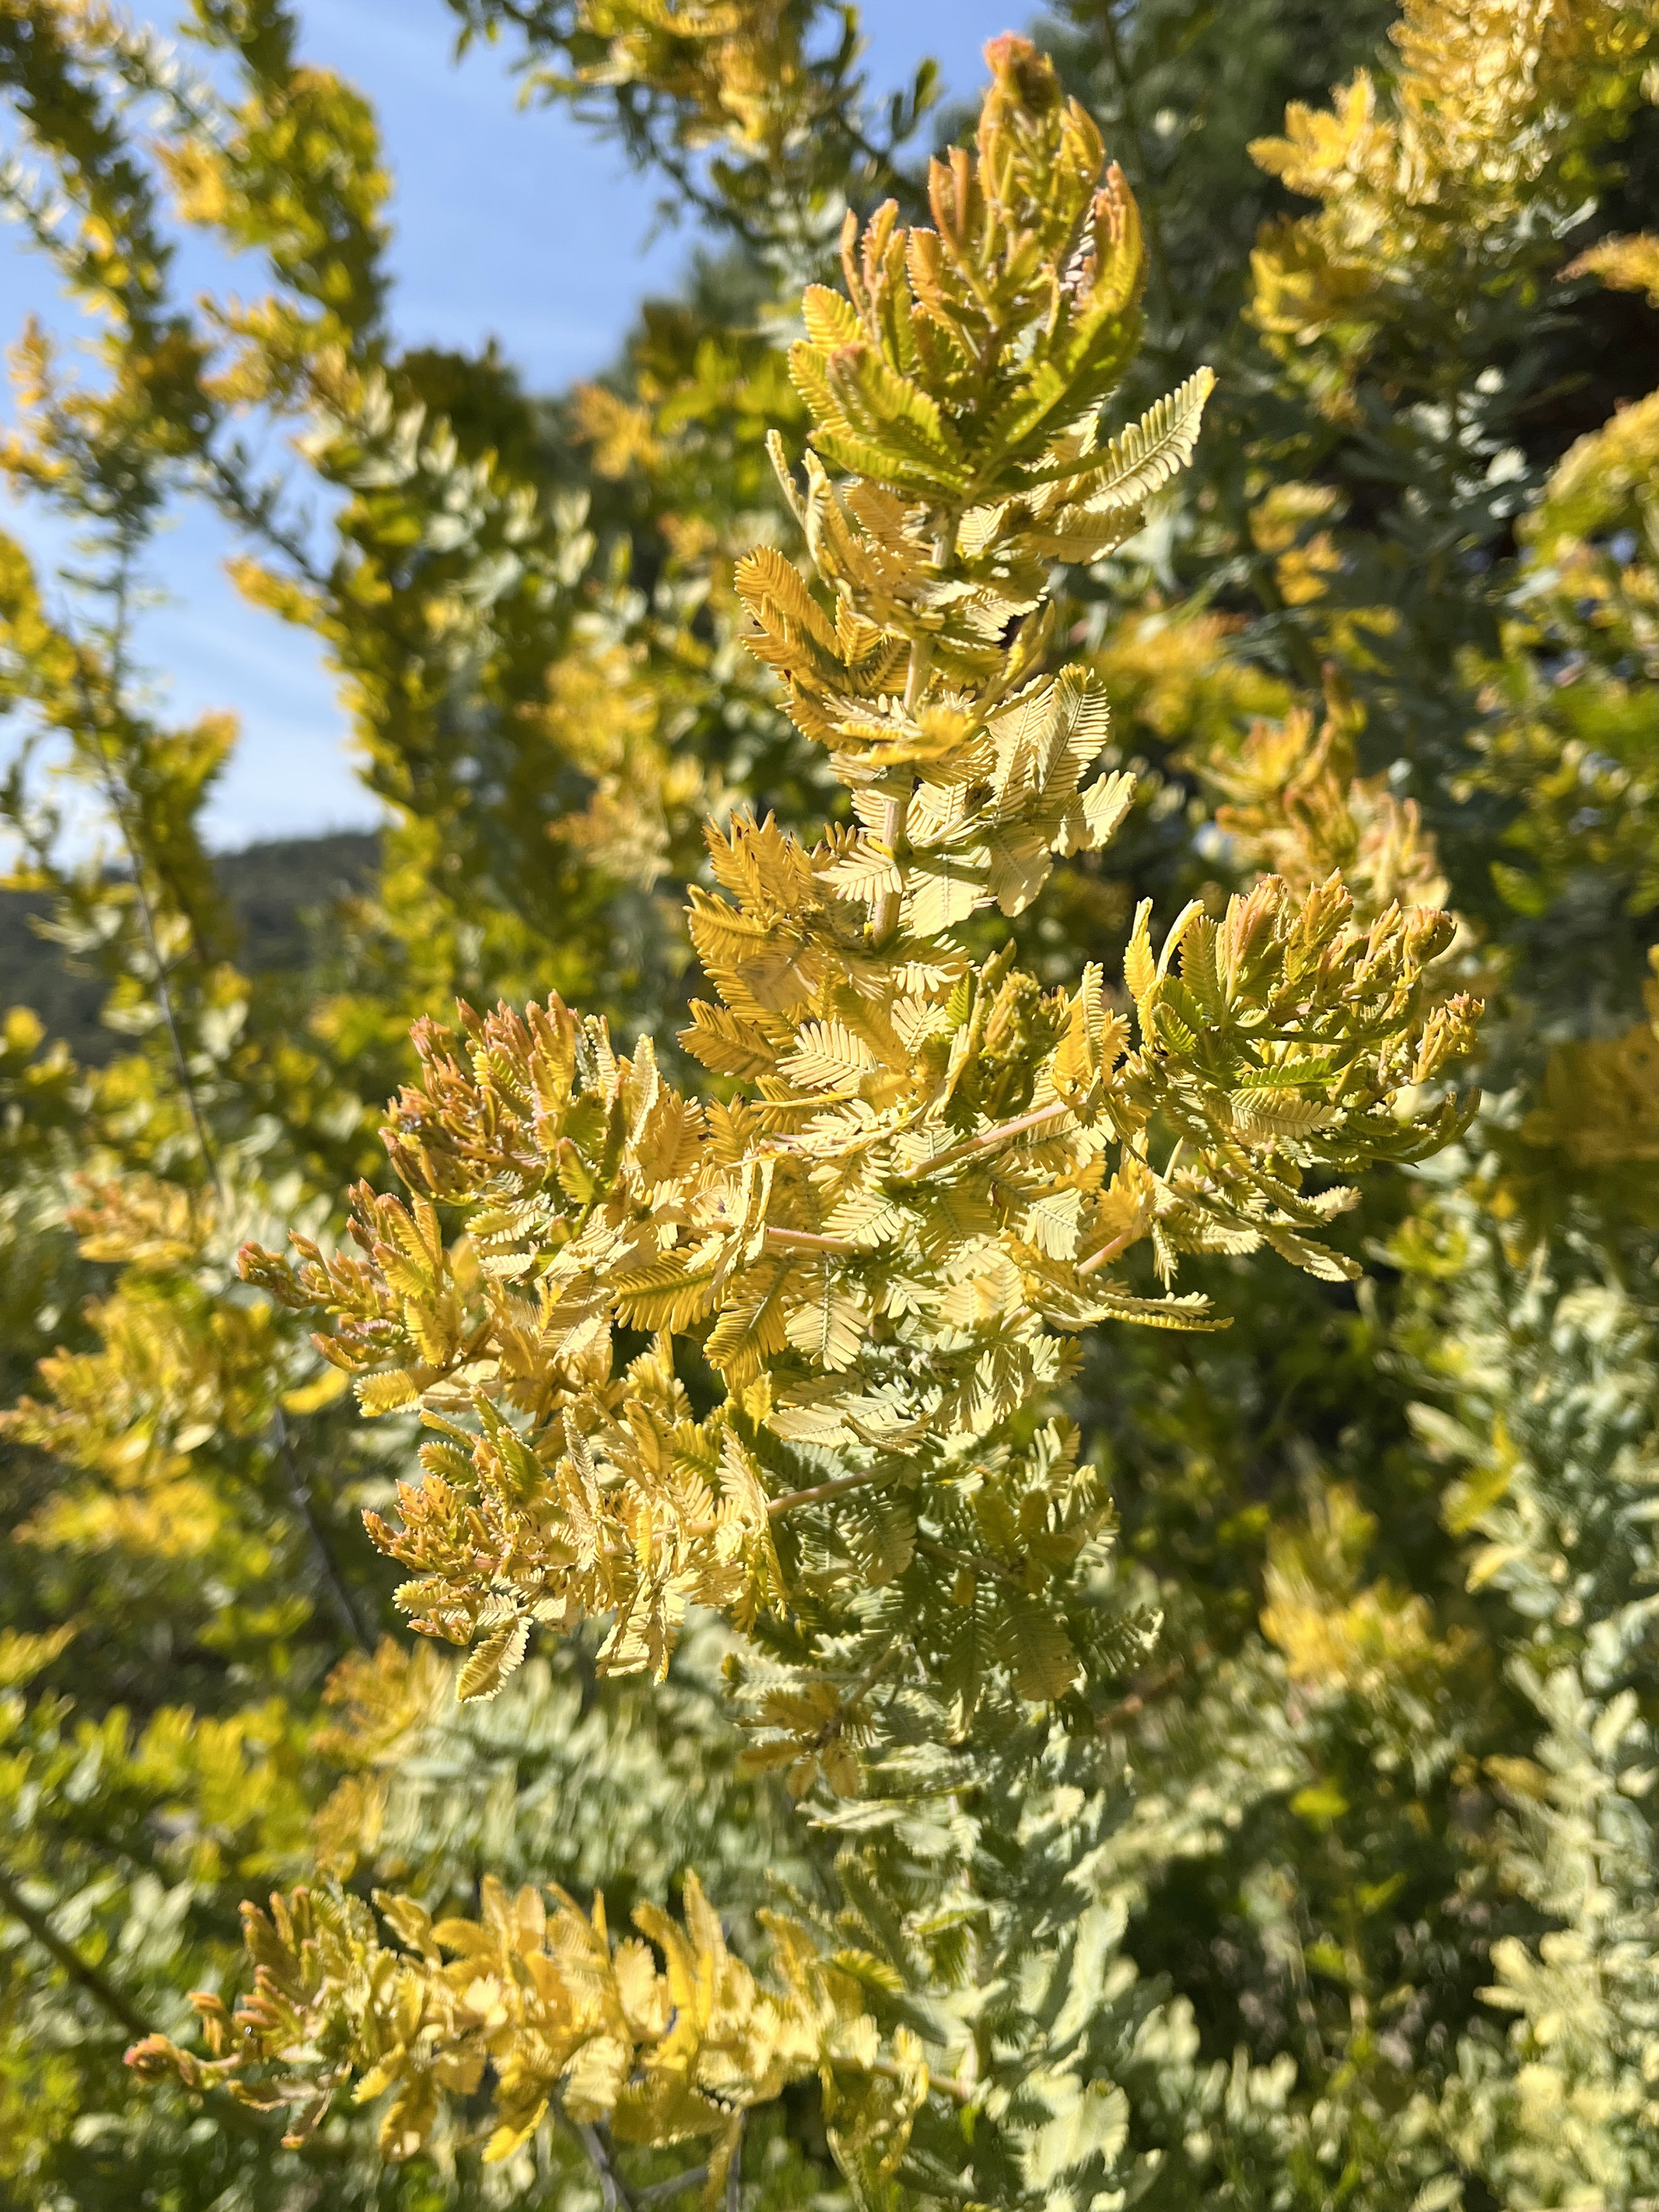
1 4 1658 2208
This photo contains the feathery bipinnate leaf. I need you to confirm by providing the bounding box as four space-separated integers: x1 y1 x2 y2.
127 1871 904 2176
230 36 1477 1717
125 26 1486 2205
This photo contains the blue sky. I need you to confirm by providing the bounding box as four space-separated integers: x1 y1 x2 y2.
0 1 1026 849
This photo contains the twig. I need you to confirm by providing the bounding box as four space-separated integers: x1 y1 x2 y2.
270 1404 372 1650
869 783 910 949
765 1466 886 1520
0 1824 293 2148
870 594 939 947
895 1101 1071 1184
555 2096 639 2212
914 1532 1027 1592
0 1862 150 2039
1095 1642 1212 1735
726 2112 744 2212
1246 554 1324 688
1076 1227 1136 1278
838 1647 899 1713
1094 1 1175 320
4 1848 309 2151
206 452 331 592
869 2055 975 2107
635 2168 709 2207
764 1226 859 1256
78 647 222 1194
682 1464 885 1543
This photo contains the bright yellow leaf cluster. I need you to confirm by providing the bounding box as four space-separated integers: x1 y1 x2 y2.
128 1870 921 2194
1249 0 1659 409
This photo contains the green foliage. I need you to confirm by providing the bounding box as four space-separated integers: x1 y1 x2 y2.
229 42 1465 1738
122 27 1473 2205
3 1 1659 2208
442 0 939 281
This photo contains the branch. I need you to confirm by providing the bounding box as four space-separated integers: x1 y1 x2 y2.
766 1467 887 1520
868 2055 976 2107
896 1101 1071 1183
1076 1227 1137 1278
914 1532 1028 1592
555 2096 639 2212
271 1405 374 1652
0 1862 151 2039
1095 1642 1213 1735
871 584 941 947
682 1464 886 1543
75 634 370 1655
206 452 331 592
1093 0 1174 318
765 1226 859 1256
636 2168 709 2207
0 1865 290 2149
727 2112 744 2211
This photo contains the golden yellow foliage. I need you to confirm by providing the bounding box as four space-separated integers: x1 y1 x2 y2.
128 1869 917 2193
227 40 1475 1718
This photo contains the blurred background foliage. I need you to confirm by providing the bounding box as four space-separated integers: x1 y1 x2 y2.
1 0 1658 2206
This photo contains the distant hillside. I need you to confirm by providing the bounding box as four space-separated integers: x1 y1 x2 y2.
1 831 380 1062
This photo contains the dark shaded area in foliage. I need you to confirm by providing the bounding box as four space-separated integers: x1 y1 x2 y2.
1 831 380 1059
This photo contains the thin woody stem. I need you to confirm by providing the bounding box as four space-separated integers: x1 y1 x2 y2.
796 1648 900 1767
636 2170 709 2207
7 1858 285 2145
0 1862 150 2039
838 1645 899 1710
871 520 953 948
869 781 911 948
554 2096 639 2212
682 1464 886 1542
771 1130 1128 1269
914 1532 1027 1592
765 1467 886 1519
1094 0 1174 318
868 2055 975 2107
896 1101 1071 1184
270 1404 372 1651
1095 1642 1213 1736
726 2113 744 2212
869 658 922 947
1076 1226 1136 1277
764 1226 859 1256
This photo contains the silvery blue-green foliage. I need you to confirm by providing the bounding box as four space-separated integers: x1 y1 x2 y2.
1393 1190 1659 2206
309 1620 813 1914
